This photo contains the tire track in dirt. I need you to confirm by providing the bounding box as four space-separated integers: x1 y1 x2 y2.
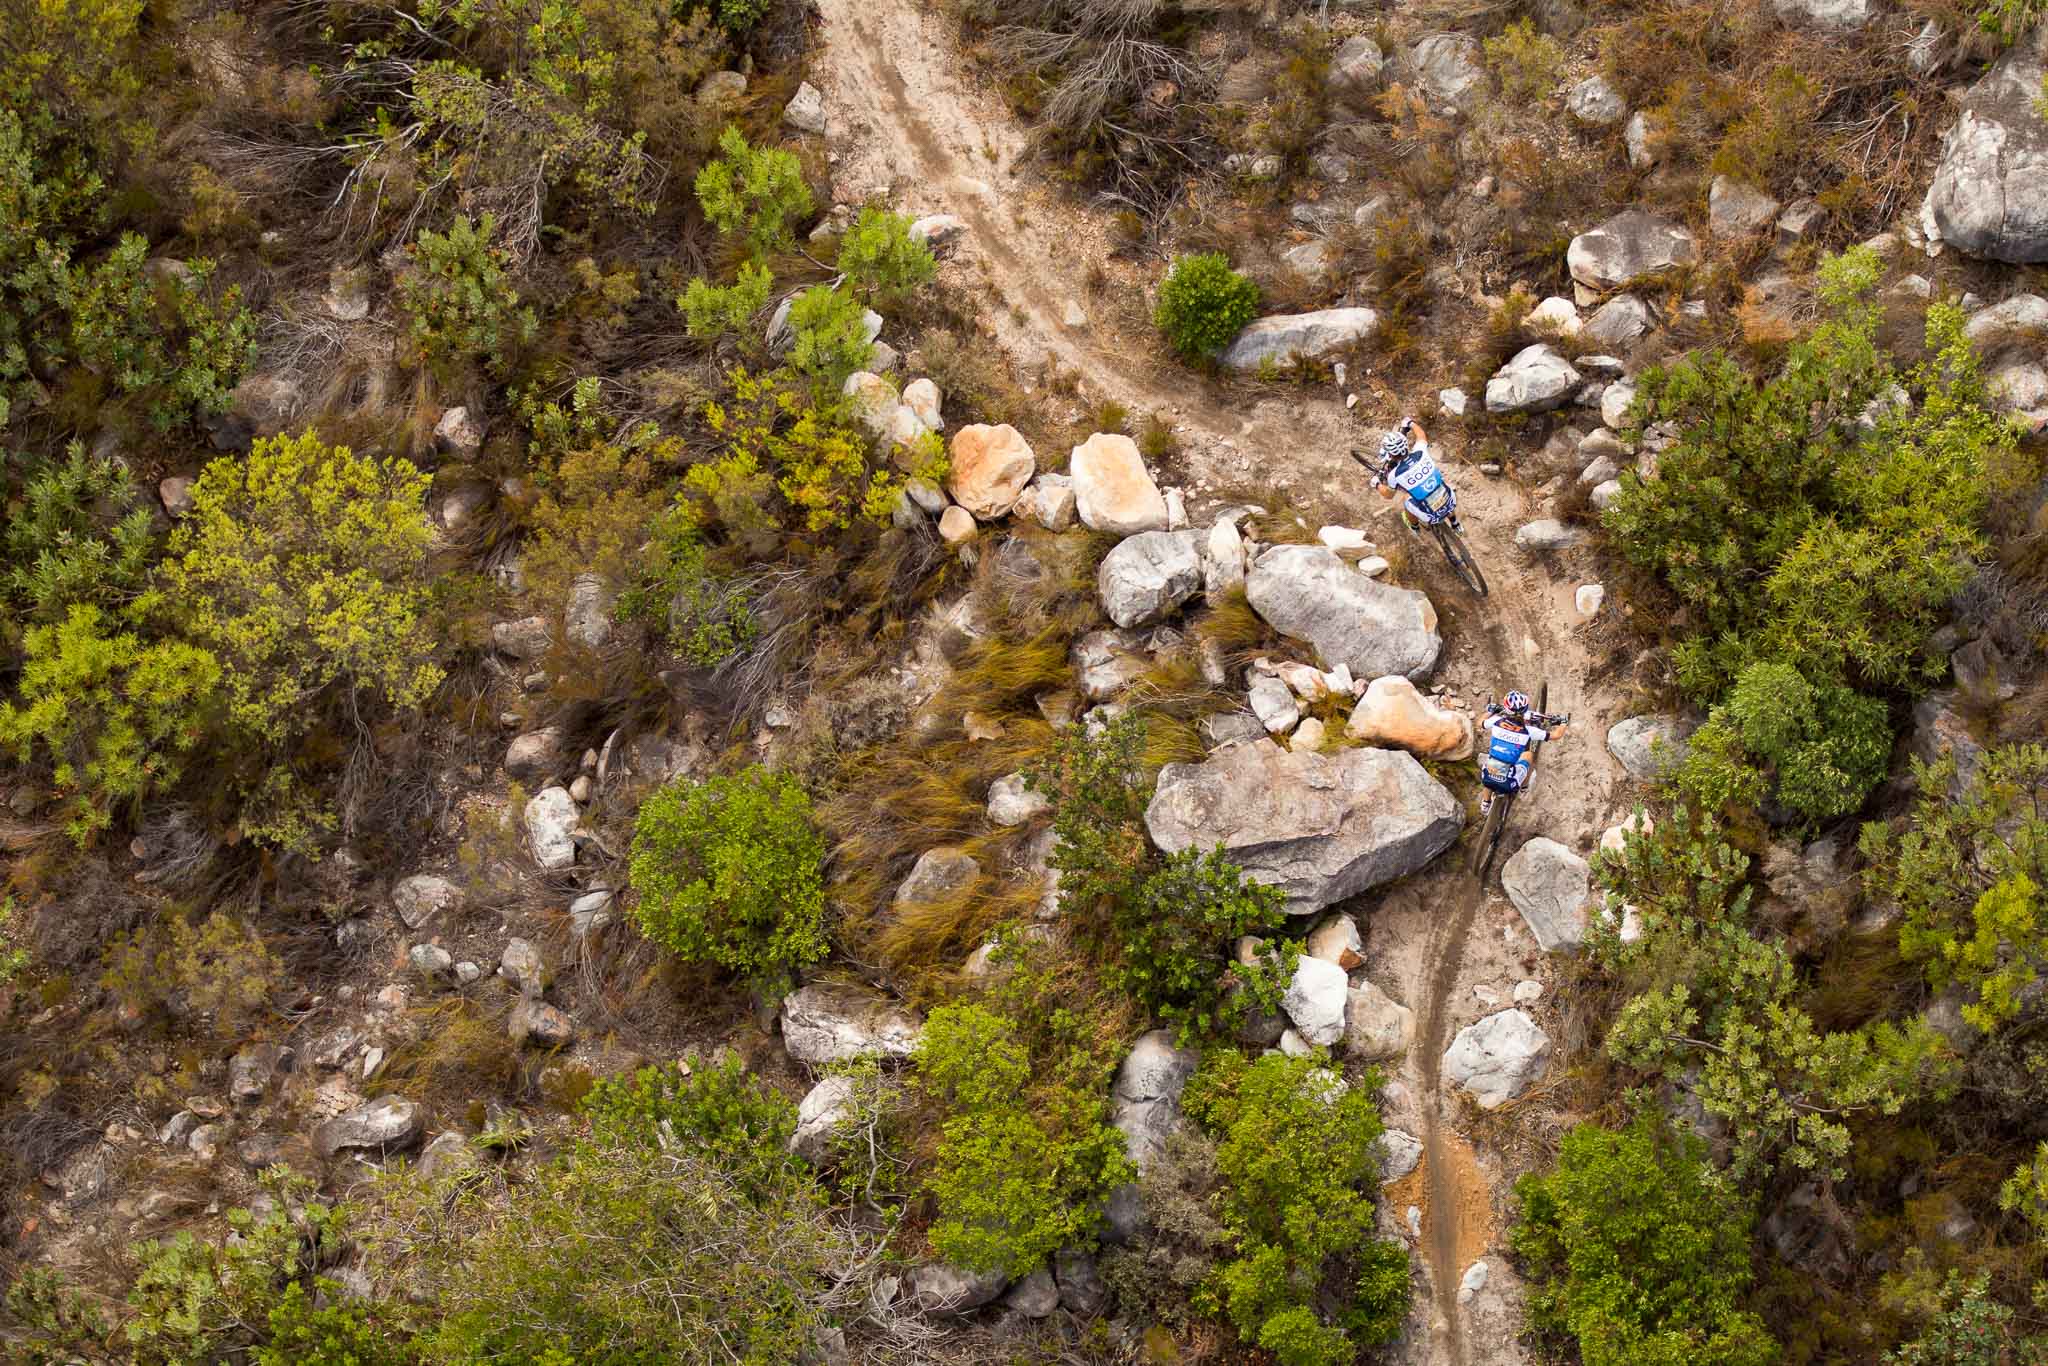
814 7 1625 1362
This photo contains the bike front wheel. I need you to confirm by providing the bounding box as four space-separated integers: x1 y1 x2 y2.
1434 524 1489 597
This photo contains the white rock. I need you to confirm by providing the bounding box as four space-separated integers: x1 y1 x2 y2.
1443 1009 1552 1108
523 787 579 870
1439 387 1469 417
1566 75 1626 127
1281 956 1350 1046
1513 979 1544 1005
790 1074 858 1164
987 772 1050 827
1575 584 1605 617
1070 433 1169 535
1097 531 1202 628
1376 1128 1423 1182
1345 980 1416 1060
1486 345 1581 414
1601 379 1638 431
783 81 828 134
1249 675 1301 734
1501 837 1592 953
1459 1261 1489 1302
1525 295 1582 338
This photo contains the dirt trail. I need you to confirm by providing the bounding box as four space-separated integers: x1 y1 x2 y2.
811 5 1634 1361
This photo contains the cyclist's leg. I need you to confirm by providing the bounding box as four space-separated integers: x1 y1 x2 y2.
1516 757 1533 794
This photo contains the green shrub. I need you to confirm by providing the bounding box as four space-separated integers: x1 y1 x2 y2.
627 765 827 978
581 1055 801 1192
783 284 872 391
1182 1050 1409 1357
914 998 1134 1277
60 235 256 430
1885 1271 2048 1363
834 206 936 304
2 441 157 625
0 604 219 843
695 125 813 261
1027 710 1152 917
678 260 773 341
1864 745 2048 1033
398 213 538 379
1512 1117 1776 1366
690 367 903 545
160 431 442 745
616 504 757 665
1667 662 1891 823
1154 253 1259 361
714 0 773 33
1483 19 1565 102
1115 847 1293 1041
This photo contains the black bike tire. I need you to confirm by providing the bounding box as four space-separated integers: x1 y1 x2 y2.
1432 524 1487 598
1471 795 1505 879
1450 529 1489 598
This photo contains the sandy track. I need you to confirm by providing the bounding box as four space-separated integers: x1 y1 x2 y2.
810 6 1638 1360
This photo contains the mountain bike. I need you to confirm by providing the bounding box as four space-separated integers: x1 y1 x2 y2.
1470 682 1570 882
1349 448 1488 598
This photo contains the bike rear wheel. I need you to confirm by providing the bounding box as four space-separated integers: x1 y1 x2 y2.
1434 524 1489 597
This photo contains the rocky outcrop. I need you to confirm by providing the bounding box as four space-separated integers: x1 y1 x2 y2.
903 1261 1009 1316
1145 740 1462 915
1220 308 1379 371
1345 676 1472 759
1709 176 1781 237
894 847 980 908
781 985 924 1065
1501 838 1591 953
1103 1030 1200 1242
947 424 1036 518
1070 433 1169 535
1567 210 1699 297
1923 38 2048 264
312 1095 424 1159
1408 33 1486 110
1244 545 1441 681
1097 531 1202 628
1607 714 1692 780
1486 345 1582 414
791 1074 857 1164
1443 1009 1552 1108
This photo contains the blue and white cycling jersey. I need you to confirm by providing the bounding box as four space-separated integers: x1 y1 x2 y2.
1388 444 1454 522
1481 717 1549 789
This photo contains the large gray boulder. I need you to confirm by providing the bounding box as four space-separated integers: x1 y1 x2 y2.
1103 1030 1200 1242
1408 33 1487 110
1097 531 1202 629
903 1261 1009 1315
1443 1009 1552 1108
1245 545 1441 680
790 1075 857 1164
1073 628 1148 702
1963 294 2048 355
1568 210 1699 296
1221 309 1378 372
781 985 924 1065
1145 740 1462 915
312 1095 424 1159
1501 838 1591 953
523 787 580 870
1924 39 2048 265
1486 345 1582 414
1607 714 1692 781
1584 294 1652 348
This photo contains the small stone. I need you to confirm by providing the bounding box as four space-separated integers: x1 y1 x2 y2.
158 476 195 517
508 997 575 1048
434 406 484 455
1459 1261 1489 1303
1575 584 1605 617
408 942 454 979
986 772 1050 827
499 938 546 993
938 505 976 545
1289 717 1327 752
783 81 827 134
1513 979 1544 1005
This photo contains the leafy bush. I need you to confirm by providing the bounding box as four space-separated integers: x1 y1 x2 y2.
0 604 219 842
1027 710 1153 916
678 260 773 341
616 504 758 664
714 0 774 33
581 1055 801 1192
1864 745 2048 1033
1182 1049 1410 1360
1154 253 1259 361
1597 809 1953 1179
1512 1117 1776 1366
1885 1272 2048 1363
3 442 157 626
399 214 538 379
101 909 282 1040
1667 662 1891 823
1483 19 1565 102
695 125 813 260
1115 847 1293 1040
784 284 873 390
834 206 936 304
160 432 442 745
914 997 1134 1277
60 236 256 430
1605 248 2015 703
627 765 827 978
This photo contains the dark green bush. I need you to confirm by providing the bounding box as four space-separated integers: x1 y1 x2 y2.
1117 847 1293 1041
627 765 828 978
834 206 936 305
1154 253 1259 361
2 441 156 625
580 1055 801 1193
1512 1117 1776 1366
398 214 537 380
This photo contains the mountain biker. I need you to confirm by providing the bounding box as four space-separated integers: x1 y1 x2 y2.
1371 417 1462 534
1479 690 1568 816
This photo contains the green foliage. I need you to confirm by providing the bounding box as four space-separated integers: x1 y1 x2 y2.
1973 0 2047 46
694 125 813 261
160 432 442 746
1998 1143 2048 1236
0 604 219 842
1667 662 1891 823
713 0 774 34
1183 1049 1410 1357
1865 746 2048 1033
1597 809 1954 1179
914 996 1134 1277
0 897 28 988
1605 249 2014 703
1154 252 1259 361
58 237 256 429
1884 1272 2048 1364
690 367 901 548
1115 847 1293 1041
398 214 538 379
616 504 757 664
1027 710 1152 917
581 1055 801 1192
627 765 827 978
397 1135 864 1364
102 909 282 1040
1512 1117 1776 1366
834 206 936 304
1483 19 1566 102
783 284 873 391
678 260 772 341
2 441 157 625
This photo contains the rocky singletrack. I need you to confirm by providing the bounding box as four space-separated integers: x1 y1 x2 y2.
810 4 1639 1359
